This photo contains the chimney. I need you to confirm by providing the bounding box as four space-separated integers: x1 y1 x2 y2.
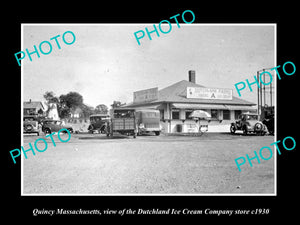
188 70 196 83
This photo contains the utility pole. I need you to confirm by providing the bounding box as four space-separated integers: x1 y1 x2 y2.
257 68 274 118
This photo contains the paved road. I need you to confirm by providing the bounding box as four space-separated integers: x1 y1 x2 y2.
22 133 275 195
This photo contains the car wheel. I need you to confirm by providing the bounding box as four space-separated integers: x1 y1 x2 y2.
25 124 33 132
137 129 142 136
44 128 51 134
230 125 236 134
101 125 106 134
88 125 93 133
242 126 248 135
154 131 160 136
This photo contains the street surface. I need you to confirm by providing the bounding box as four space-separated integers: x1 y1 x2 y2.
22 133 275 194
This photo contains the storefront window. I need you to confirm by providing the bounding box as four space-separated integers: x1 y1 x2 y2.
223 110 231 120
172 110 180 119
211 109 219 119
235 110 242 119
185 110 192 120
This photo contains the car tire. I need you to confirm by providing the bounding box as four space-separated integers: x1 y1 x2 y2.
230 125 236 134
154 131 160 136
242 126 248 135
25 124 33 132
44 128 51 134
100 125 106 134
137 129 142 136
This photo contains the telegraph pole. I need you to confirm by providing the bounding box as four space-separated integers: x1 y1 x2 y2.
257 68 274 118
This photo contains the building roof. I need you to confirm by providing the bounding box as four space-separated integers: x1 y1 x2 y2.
23 101 45 109
127 80 255 107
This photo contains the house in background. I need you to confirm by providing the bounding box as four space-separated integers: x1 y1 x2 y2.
70 107 83 118
23 99 45 116
23 100 60 120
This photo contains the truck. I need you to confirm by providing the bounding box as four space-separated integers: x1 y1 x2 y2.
106 108 137 138
136 109 161 136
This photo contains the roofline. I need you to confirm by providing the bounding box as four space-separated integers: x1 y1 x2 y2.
23 101 45 109
127 100 256 107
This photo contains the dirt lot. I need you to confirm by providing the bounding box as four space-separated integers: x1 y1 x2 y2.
22 133 275 195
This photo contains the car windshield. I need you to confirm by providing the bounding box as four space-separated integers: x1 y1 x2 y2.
55 121 62 125
245 115 258 120
44 121 54 124
45 120 62 125
91 117 102 122
24 117 35 121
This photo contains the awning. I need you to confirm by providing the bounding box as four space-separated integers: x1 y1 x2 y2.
130 104 164 110
172 103 227 110
224 105 257 111
172 103 256 111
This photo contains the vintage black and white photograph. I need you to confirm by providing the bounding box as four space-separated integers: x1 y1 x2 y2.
21 23 276 195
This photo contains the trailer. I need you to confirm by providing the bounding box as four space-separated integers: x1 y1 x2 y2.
106 108 137 138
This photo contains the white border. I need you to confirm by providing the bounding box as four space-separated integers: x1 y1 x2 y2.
21 23 277 196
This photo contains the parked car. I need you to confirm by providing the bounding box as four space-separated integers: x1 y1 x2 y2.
42 119 73 134
88 114 110 134
23 115 41 135
230 112 267 135
136 109 161 136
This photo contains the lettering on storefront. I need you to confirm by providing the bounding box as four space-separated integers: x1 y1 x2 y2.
187 87 233 100
133 87 158 103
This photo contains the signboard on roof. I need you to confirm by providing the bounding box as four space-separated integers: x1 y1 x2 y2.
187 87 233 100
133 87 158 103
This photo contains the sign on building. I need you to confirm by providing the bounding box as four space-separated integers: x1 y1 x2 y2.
187 87 233 100
133 87 158 103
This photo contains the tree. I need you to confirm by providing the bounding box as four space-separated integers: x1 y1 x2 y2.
81 104 94 118
58 92 84 119
43 91 90 119
59 92 83 111
95 104 108 114
111 101 122 109
43 91 59 104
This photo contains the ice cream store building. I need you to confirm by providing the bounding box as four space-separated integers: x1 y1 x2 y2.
124 70 256 133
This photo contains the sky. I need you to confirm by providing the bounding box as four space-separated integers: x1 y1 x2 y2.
22 24 275 108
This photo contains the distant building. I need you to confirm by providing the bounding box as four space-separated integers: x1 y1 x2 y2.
23 100 45 115
70 107 83 118
47 103 60 120
124 70 256 133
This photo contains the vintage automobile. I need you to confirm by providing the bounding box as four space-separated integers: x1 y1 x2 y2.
23 115 41 135
106 108 137 138
230 112 267 135
42 119 73 134
88 114 110 134
135 109 162 136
